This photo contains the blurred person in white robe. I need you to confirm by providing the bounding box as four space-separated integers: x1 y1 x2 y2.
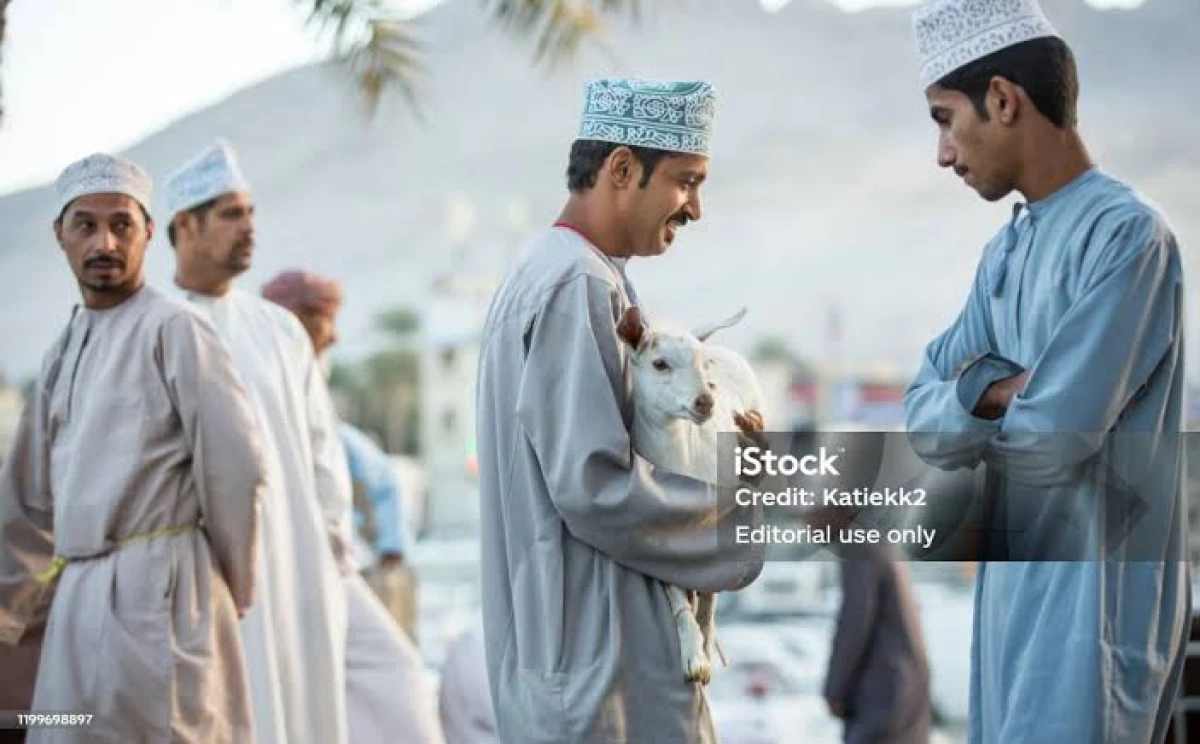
262 268 444 744
438 619 499 744
171 142 444 744
262 280 420 639
165 140 353 744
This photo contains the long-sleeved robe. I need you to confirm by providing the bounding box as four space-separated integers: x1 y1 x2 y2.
341 422 410 561
0 285 266 743
475 225 765 743
903 167 1190 743
180 287 352 744
182 286 442 744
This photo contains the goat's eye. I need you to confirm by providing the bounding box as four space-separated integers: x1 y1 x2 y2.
652 359 670 372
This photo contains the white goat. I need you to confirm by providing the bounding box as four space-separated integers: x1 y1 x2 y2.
615 305 766 685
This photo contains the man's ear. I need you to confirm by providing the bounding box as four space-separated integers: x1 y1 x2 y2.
988 76 1021 125
172 213 192 244
145 217 156 244
616 306 646 351
52 218 65 251
606 146 639 190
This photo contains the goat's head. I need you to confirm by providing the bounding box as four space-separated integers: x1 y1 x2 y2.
616 306 747 426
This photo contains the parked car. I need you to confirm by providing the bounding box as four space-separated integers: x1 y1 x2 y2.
709 623 842 744
913 580 974 725
723 552 838 619
407 530 482 672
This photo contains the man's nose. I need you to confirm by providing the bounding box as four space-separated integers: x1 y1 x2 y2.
937 135 956 169
686 190 703 223
93 228 119 253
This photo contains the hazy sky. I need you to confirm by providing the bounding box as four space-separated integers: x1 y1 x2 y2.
0 0 1145 196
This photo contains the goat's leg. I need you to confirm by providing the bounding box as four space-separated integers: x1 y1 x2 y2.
695 592 724 670
665 585 710 685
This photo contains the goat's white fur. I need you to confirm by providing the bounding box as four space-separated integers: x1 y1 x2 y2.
617 306 765 685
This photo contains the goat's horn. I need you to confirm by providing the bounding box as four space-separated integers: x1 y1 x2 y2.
693 307 748 342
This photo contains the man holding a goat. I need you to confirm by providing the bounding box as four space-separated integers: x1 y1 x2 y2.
475 78 766 743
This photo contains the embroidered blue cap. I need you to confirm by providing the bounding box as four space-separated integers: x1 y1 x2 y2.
577 79 717 156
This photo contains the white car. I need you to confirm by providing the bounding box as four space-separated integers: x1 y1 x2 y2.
708 623 843 744
913 580 974 725
713 619 965 743
724 559 838 619
407 532 483 670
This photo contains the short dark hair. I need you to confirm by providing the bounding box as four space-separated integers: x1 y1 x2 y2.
167 197 219 248
936 36 1079 128
566 139 673 193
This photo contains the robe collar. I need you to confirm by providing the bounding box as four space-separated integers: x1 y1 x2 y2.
988 166 1102 296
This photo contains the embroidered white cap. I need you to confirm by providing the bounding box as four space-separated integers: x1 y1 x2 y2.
912 0 1060 88
164 138 251 218
55 153 153 217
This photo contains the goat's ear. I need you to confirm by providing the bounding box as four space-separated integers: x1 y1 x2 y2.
616 306 646 351
693 307 748 343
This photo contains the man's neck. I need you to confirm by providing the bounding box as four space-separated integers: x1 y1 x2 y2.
174 272 235 298
1016 126 1094 203
557 200 632 259
80 280 143 310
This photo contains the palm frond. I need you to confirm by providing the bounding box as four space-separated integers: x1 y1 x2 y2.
346 16 425 118
481 0 642 67
298 0 425 117
300 0 643 117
